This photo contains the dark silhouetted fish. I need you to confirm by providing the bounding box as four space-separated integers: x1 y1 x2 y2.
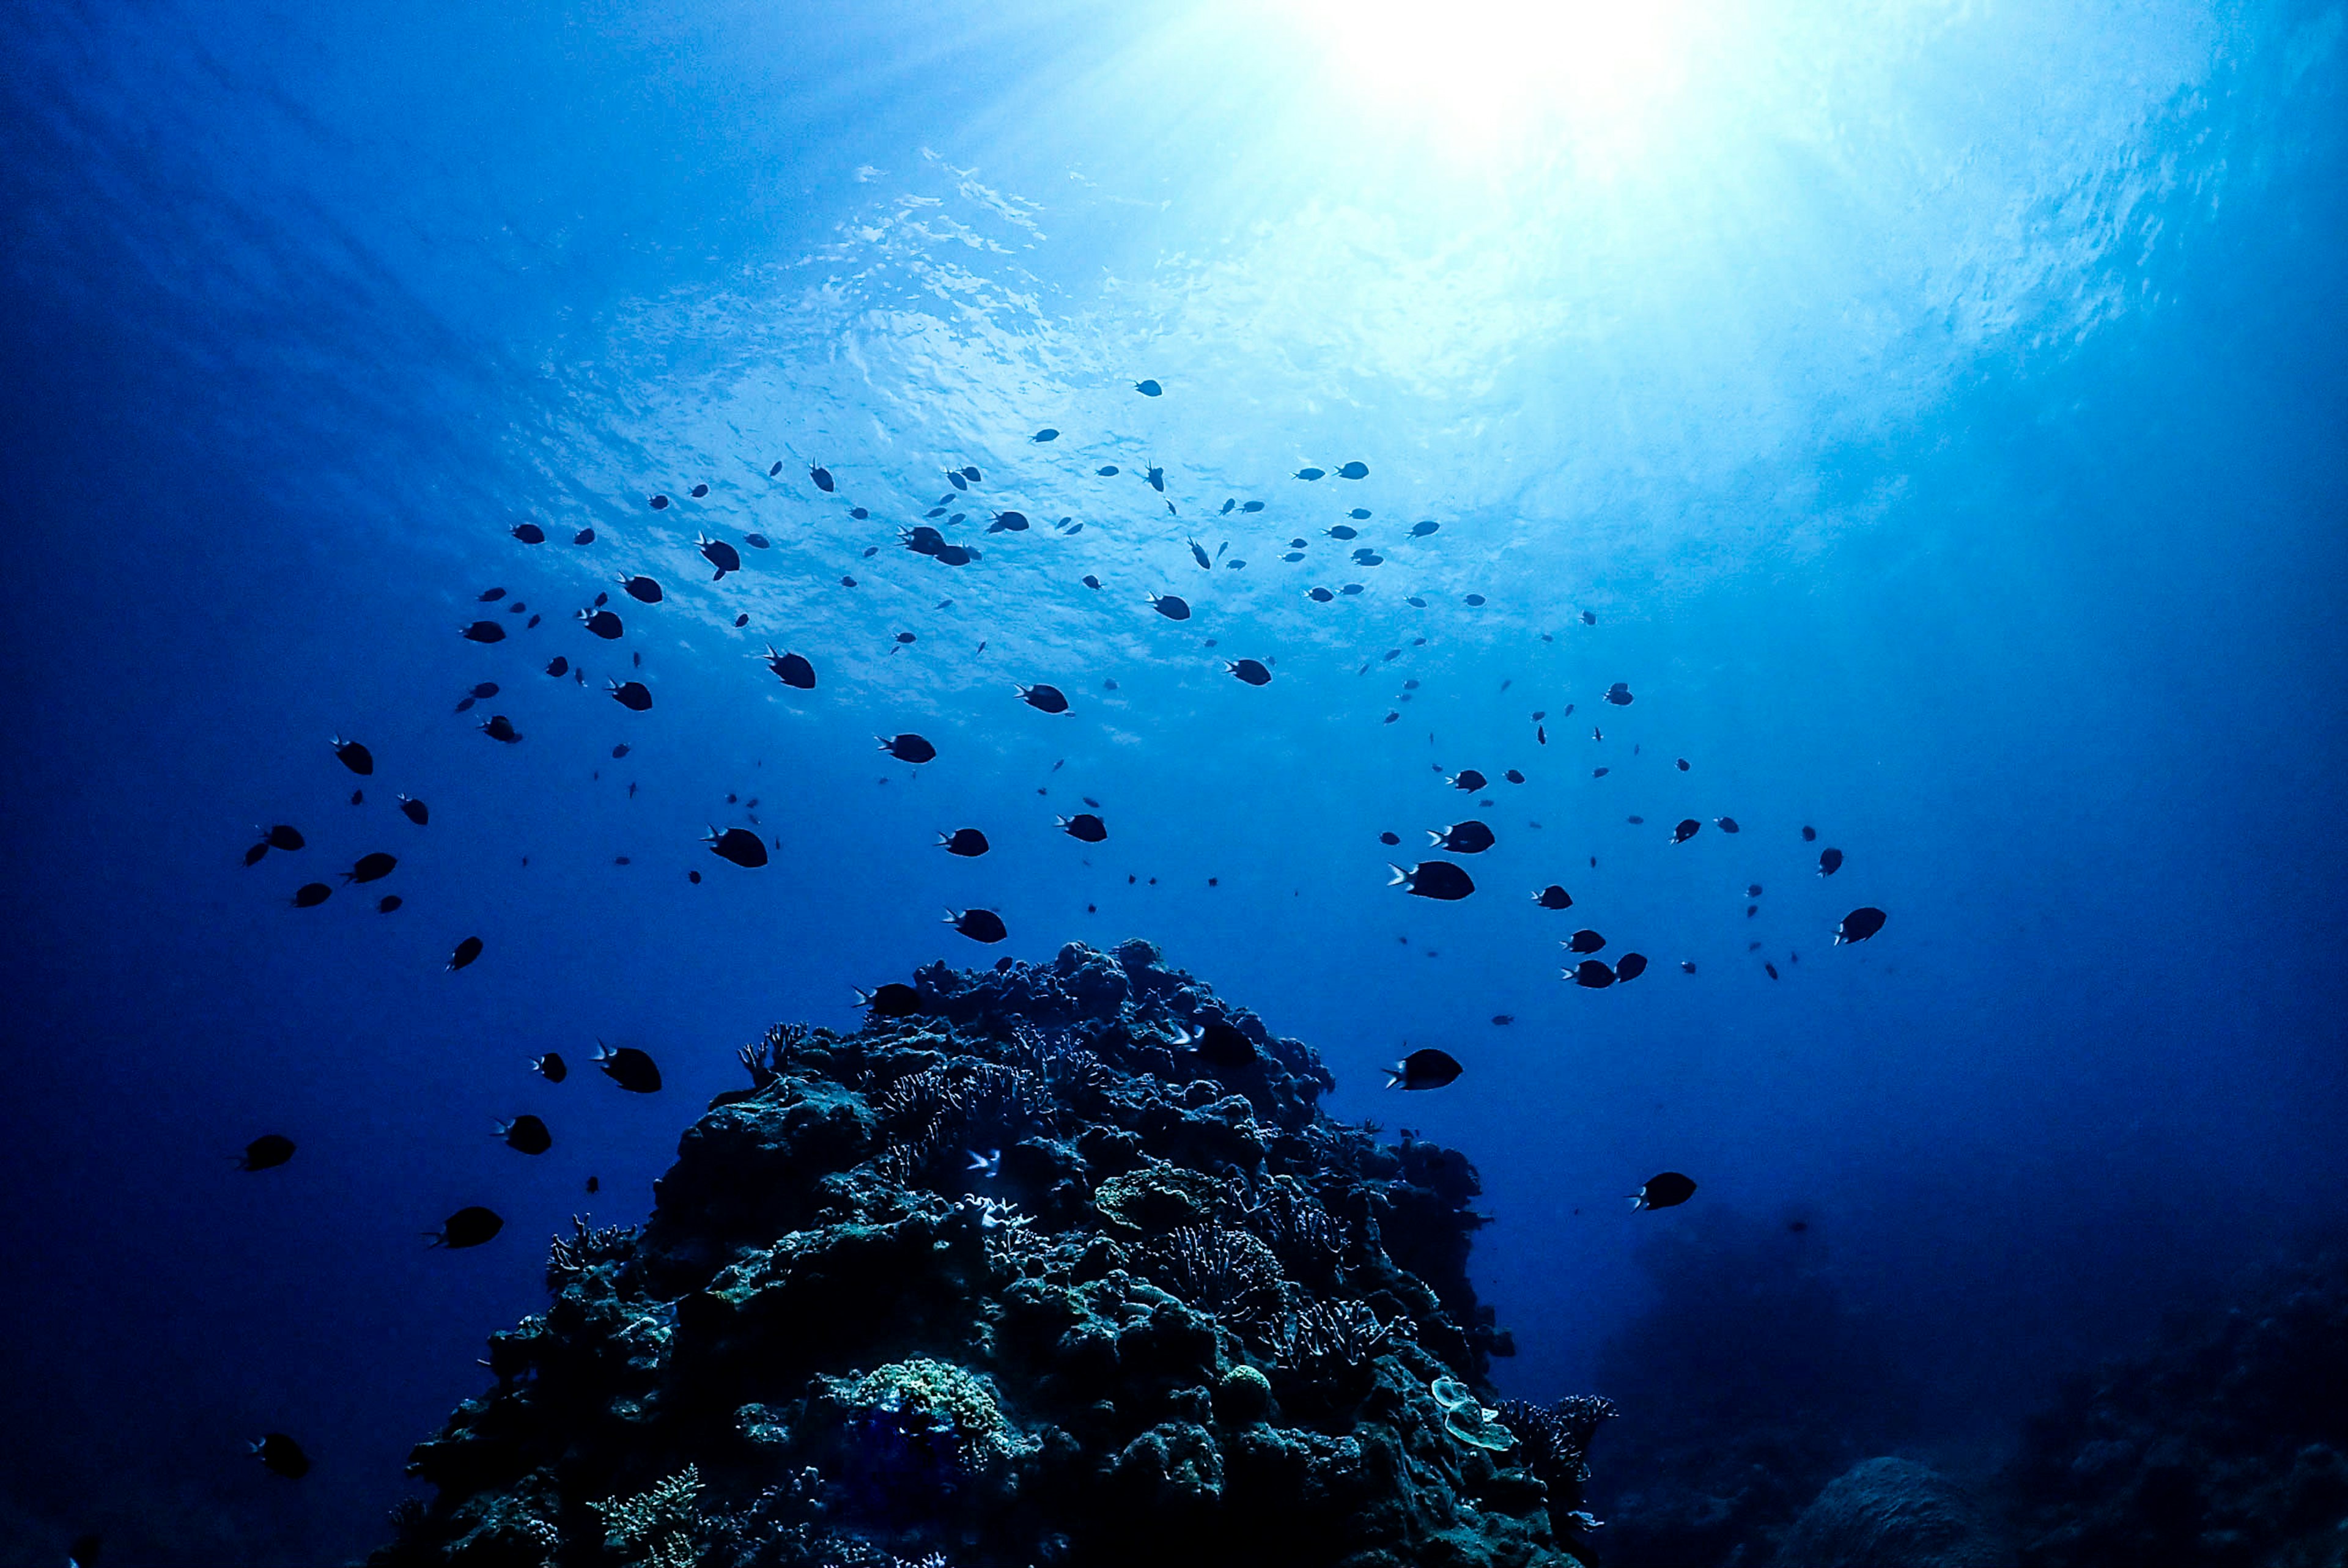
611 743 630 758
447 935 483 970
239 1133 295 1171
1295 466 1325 481
1019 683 1071 714
763 647 816 689
1430 820 1495 854
1449 769 1488 792
1385 1047 1461 1090
342 852 396 885
331 737 375 776
989 511 1030 534
879 734 937 764
1592 767 1610 778
1242 500 1265 512
533 1052 567 1082
1681 960 1697 974
1059 812 1107 843
1033 428 1058 443
1186 537 1211 569
934 544 976 566
810 465 835 491
1715 817 1740 833
479 587 507 602
1532 884 1574 910
1615 952 1649 982
948 907 1008 943
497 1116 552 1155
1565 929 1607 954
398 796 429 826
744 533 770 549
1411 520 1439 537
512 522 547 543
704 826 767 868
1492 1014 1514 1026
1307 587 1334 602
1148 593 1192 620
858 982 924 1017
1836 907 1886 943
1134 379 1162 396
1098 465 1120 476
429 1205 504 1248
1336 461 1368 479
1327 525 1358 540
1677 758 1690 771
1632 1172 1696 1210
699 535 740 578
1379 831 1402 845
769 460 785 476
903 525 947 556
376 895 401 913
1568 958 1617 988
1818 848 1844 876
1765 962 1781 979
1146 466 1165 493
290 882 331 908
479 714 522 743
1080 574 1104 591
1390 861 1474 900
620 575 663 604
262 823 305 852
1185 1019 1255 1069
939 827 989 857
648 495 670 510
1604 682 1633 705
1227 658 1271 686
1504 769 1525 784
596 1042 662 1092
689 483 709 499
948 471 968 491
1803 824 1818 841
574 528 595 545
251 1432 310 1478
609 680 652 712
1671 819 1702 844
578 607 624 639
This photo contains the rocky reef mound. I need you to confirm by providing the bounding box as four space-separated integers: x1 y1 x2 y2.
1771 1457 2012 1568
2007 1251 2348 1568
372 940 1610 1568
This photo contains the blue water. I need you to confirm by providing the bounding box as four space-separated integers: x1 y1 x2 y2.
3 1 2344 1560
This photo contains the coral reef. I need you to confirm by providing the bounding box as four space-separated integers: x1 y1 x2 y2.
372 940 1601 1568
2007 1251 2348 1568
1770 1457 2011 1568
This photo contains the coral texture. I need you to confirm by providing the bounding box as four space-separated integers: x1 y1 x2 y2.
1770 1457 2011 1568
372 941 1600 1568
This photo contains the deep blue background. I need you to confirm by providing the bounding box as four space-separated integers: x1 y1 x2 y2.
3 1 2344 1561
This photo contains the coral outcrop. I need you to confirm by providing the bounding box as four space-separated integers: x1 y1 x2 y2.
373 940 1603 1568
1771 1457 2012 1568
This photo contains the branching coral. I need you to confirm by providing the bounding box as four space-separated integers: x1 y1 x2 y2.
588 1465 703 1568
1145 1224 1282 1325
546 1215 638 1289
1255 1296 1408 1374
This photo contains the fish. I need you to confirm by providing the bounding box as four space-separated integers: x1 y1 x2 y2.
879 734 937 764
1033 428 1059 443
1565 929 1608 954
1327 525 1359 540
479 714 522 743
1347 508 1372 520
988 511 1030 533
948 907 1008 943
1134 379 1162 396
948 471 968 491
238 1134 295 1171
1681 961 1697 974
1592 767 1610 778
585 1176 600 1193
769 460 785 476
328 737 377 778
1631 1172 1697 1210
1242 500 1265 512
533 1053 567 1082
1614 952 1649 982
620 575 663 604
342 852 396 885
251 1432 311 1478
290 882 332 908
1189 537 1211 569
934 545 975 566
1184 1020 1257 1069
512 522 547 543
1580 610 1597 625
1802 825 1818 841
902 525 947 557
743 533 770 549
1217 658 1272 688
578 608 624 639
1464 594 1486 606
1307 587 1334 602
858 982 924 1017
260 823 305 852
1491 1014 1514 1026
1677 758 1691 771
1295 467 1325 481
1097 465 1120 477
1449 770 1487 792
429 1205 504 1248
1019 683 1071 714
1604 682 1633 705
1389 861 1475 900
1536 726 1546 745
764 648 816 690
1385 1047 1462 1090
1146 466 1166 493
497 1115 552 1155
448 935 484 970
1379 831 1402 845
612 744 630 758
688 482 709 499
1148 593 1192 620
704 826 769 868
596 1042 663 1092
1410 520 1439 537
608 680 653 712
699 534 741 578
1059 812 1107 843
478 587 506 602
810 465 835 491
1835 907 1887 944
1281 551 1304 562
1765 962 1781 979
1336 461 1369 479
1504 770 1525 784
961 466 981 482
1342 583 1364 595
1818 848 1844 875
1671 819 1702 844
1568 958 1617 988
1532 885 1574 910
1715 817 1741 833
377 895 402 913
1429 820 1495 854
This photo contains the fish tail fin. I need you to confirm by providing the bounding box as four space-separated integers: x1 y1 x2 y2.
1387 863 1409 886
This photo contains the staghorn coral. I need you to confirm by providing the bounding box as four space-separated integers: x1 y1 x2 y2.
372 941 1604 1568
589 1465 703 1568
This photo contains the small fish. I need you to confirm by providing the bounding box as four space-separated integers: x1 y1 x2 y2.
988 511 1030 534
1491 1014 1514 1026
377 895 402 913
1379 831 1402 846
596 1041 663 1092
1019 683 1071 714
429 1205 504 1248
948 471 968 491
858 982 925 1017
1614 952 1649 982
1385 1047 1462 1091
619 575 663 605
1836 907 1887 944
1681 961 1696 974
687 482 709 499
743 533 770 549
769 460 785 476
1134 379 1162 396
1033 428 1059 443
1294 467 1325 481
648 494 671 510
585 1175 600 1193
1631 1172 1696 1210
948 907 1008 943
967 1147 1003 1178
1803 825 1818 841
479 714 522 743
704 826 768 868
1592 767 1610 778
1242 500 1265 513
1390 861 1475 900
1565 929 1608 954
533 1052 567 1082
879 734 937 764
1715 817 1741 833
342 852 396 885
612 743 630 759
1148 593 1192 620
1146 466 1166 493
1224 657 1272 687
1677 758 1691 771
1449 769 1487 792
609 680 652 712
1464 594 1486 606
1581 610 1597 625
699 534 741 578
1765 962 1781 979
397 796 429 826
939 827 989 857
1327 525 1359 540
578 607 624 639
1604 682 1633 705
1503 770 1525 785
290 882 332 908
1341 583 1364 595
1568 958 1617 988
238 1133 295 1171
934 545 975 567
512 522 547 543
1748 884 1764 897
1429 820 1495 854
810 465 835 492
497 1115 552 1155
251 1432 311 1479
448 935 484 970
1537 725 1547 745
539 655 567 679
1187 537 1211 570
1307 587 1334 602
1336 461 1368 479
1671 819 1702 844
762 647 816 690
1818 848 1844 876
961 466 981 482
1098 465 1120 477
1410 520 1439 537
1059 812 1107 843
